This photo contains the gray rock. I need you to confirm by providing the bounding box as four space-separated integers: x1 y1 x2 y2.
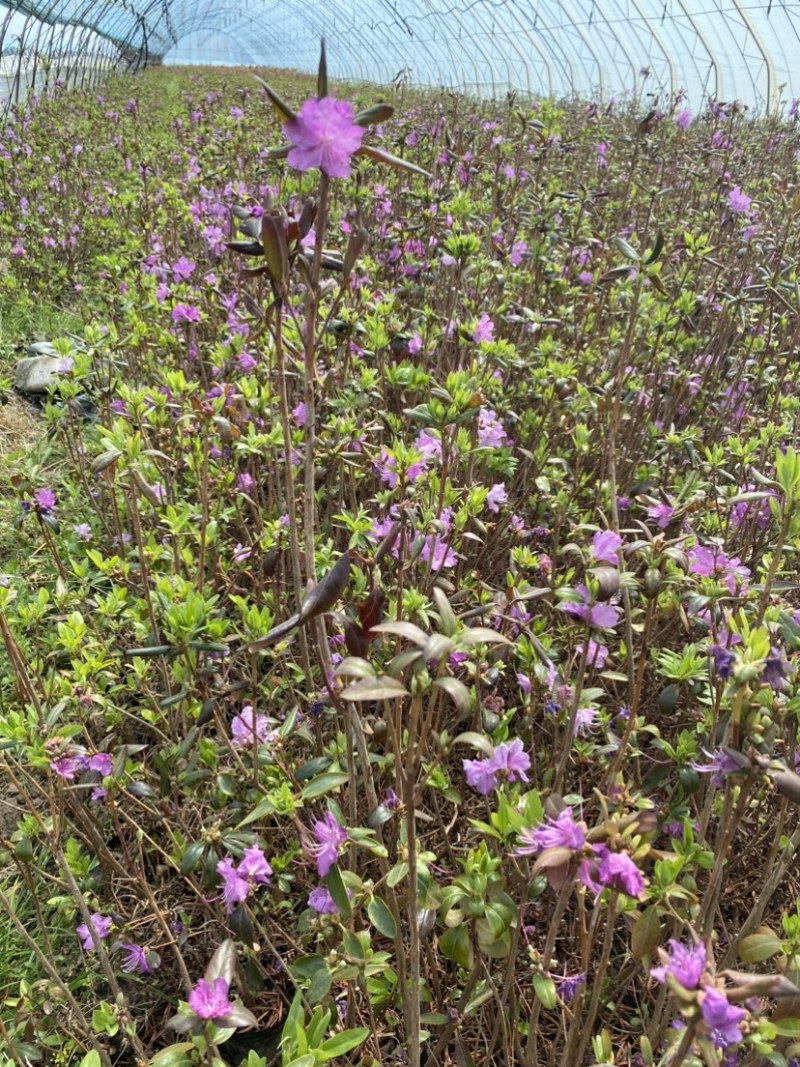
26 340 59 358
15 355 63 394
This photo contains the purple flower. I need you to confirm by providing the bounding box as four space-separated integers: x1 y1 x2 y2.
763 647 791 691
50 755 83 779
230 705 273 748
591 530 622 565
308 886 339 914
73 523 92 540
691 748 741 789
580 639 608 671
171 304 200 324
308 812 347 876
573 707 600 736
700 987 745 1049
477 408 509 448
651 939 706 989
283 97 364 179
119 943 151 974
171 256 195 282
675 108 693 131
515 808 586 856
34 488 56 511
646 502 674 528
560 585 620 629
462 756 498 795
87 753 112 776
472 314 495 344
464 739 531 795
709 645 736 679
187 977 234 1021
554 972 585 1002
238 845 272 885
580 845 645 899
486 483 507 514
509 240 527 266
216 857 249 913
292 401 307 427
76 913 113 951
727 186 752 215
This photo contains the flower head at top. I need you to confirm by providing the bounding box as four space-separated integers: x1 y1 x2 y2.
307 812 347 876
727 186 752 216
650 939 706 990
560 584 621 630
699 986 746 1049
515 807 586 856
308 886 339 914
579 844 645 899
230 705 275 748
591 529 622 565
34 488 56 512
119 942 152 974
283 97 364 179
187 977 234 1021
472 314 495 344
76 913 113 951
216 845 272 914
463 739 530 795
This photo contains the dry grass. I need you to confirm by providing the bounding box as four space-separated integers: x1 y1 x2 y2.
0 394 40 458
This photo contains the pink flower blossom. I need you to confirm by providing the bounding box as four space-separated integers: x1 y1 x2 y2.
591 529 622 564
308 812 347 876
727 186 752 215
486 483 508 514
463 739 530 795
283 97 364 179
472 314 495 344
515 808 586 855
120 943 152 974
76 913 113 950
188 977 234 1020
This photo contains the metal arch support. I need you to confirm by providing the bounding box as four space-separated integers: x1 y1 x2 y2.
589 0 640 95
671 0 723 100
557 0 608 97
729 0 777 110
625 0 677 99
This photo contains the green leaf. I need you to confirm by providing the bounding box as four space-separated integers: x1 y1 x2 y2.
235 796 276 829
615 236 640 262
739 929 783 964
179 840 205 876
532 973 557 1010
253 75 296 122
326 865 352 918
301 772 350 800
386 861 408 888
147 1045 193 1067
353 103 394 127
340 676 409 701
452 731 495 757
316 38 328 98
79 1054 102 1067
318 1028 369 1060
367 896 397 939
439 924 473 969
631 905 663 960
433 676 470 711
772 1017 800 1037
354 144 431 177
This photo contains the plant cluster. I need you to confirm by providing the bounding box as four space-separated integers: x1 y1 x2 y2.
3 43 800 1067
